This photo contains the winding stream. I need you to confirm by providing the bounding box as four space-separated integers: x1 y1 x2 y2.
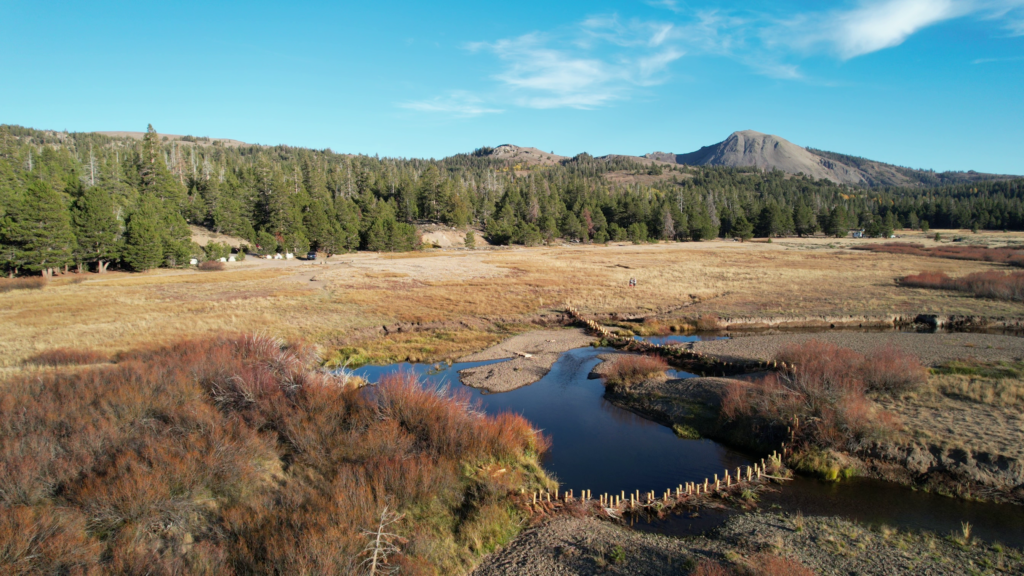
351 340 1024 548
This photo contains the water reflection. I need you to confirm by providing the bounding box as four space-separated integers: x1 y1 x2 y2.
634 334 730 345
352 347 751 497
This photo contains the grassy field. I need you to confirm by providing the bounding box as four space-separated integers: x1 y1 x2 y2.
3 229 1024 372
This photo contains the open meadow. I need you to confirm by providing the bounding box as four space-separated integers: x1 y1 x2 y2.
4 229 1024 374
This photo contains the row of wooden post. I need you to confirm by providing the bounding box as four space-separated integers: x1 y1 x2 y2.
563 305 792 374
531 452 783 511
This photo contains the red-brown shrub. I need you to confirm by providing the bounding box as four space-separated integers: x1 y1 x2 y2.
25 347 110 367
901 270 1024 301
721 340 903 449
197 260 225 271
0 333 547 574
604 354 668 389
697 314 723 331
0 505 101 574
860 243 1024 267
862 344 928 394
0 276 47 293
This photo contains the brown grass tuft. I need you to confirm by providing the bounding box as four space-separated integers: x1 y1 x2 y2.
0 276 47 293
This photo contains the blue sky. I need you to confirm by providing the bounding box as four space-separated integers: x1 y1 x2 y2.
2 0 1023 173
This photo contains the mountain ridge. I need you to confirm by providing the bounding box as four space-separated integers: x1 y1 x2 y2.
643 130 1016 188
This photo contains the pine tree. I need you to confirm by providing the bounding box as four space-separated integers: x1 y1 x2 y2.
7 180 75 277
139 124 186 207
733 214 754 242
162 208 193 266
793 201 818 237
73 185 120 272
122 196 164 271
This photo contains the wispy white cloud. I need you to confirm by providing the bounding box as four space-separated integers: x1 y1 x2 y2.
401 1 1024 116
468 26 683 110
399 91 503 117
816 0 972 59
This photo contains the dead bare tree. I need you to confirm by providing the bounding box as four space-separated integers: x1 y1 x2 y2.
360 505 405 576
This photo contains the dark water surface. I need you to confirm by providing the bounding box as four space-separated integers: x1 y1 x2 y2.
633 334 729 346
353 347 751 497
761 476 1024 547
352 347 1024 547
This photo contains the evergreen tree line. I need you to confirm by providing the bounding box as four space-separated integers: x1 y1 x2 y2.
2 124 1023 276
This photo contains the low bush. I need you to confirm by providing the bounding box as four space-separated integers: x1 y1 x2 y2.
25 347 110 367
901 270 1024 301
197 260 226 271
789 445 857 482
722 340 909 451
0 276 47 293
861 344 928 394
696 314 723 331
603 354 668 390
0 333 550 574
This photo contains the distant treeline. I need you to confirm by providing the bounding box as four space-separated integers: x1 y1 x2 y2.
2 124 1023 276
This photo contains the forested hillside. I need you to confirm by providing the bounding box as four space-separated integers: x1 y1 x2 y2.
2 123 1024 276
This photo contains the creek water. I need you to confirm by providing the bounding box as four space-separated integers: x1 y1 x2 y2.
351 343 1024 548
353 347 751 498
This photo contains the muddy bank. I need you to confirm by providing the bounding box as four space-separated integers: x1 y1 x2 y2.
691 331 1024 366
472 512 1021 575
457 329 596 392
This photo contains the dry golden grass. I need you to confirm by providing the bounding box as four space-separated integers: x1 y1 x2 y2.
3 237 1023 371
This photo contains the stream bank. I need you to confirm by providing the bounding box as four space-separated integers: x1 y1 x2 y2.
472 512 1023 576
